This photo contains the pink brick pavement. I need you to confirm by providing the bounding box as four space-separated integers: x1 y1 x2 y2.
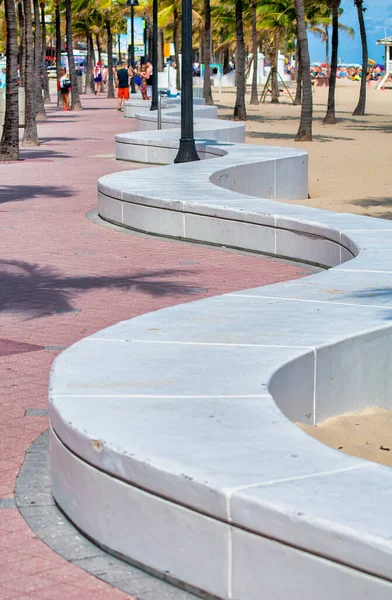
0 94 311 598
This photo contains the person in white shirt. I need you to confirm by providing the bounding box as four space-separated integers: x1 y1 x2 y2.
59 67 71 110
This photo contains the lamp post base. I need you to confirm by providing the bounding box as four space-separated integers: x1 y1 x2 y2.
174 138 200 163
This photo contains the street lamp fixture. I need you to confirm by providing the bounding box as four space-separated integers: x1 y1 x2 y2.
150 0 158 111
174 0 199 163
126 0 139 94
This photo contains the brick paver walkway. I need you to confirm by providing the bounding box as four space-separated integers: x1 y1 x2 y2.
0 95 312 599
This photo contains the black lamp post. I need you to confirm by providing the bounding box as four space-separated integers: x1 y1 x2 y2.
126 0 139 94
150 0 158 111
174 0 199 163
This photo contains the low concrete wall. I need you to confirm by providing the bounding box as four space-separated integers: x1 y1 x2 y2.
50 100 392 599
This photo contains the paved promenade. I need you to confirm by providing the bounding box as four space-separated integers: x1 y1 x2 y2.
0 95 312 599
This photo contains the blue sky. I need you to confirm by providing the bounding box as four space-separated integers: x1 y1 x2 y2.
308 0 390 65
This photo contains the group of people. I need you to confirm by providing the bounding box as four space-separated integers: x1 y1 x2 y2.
115 60 153 111
309 64 386 82
57 59 154 112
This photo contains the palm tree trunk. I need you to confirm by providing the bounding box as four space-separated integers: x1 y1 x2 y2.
65 0 82 110
271 32 280 103
173 7 181 91
96 34 102 65
203 0 213 105
233 0 246 120
353 0 368 116
106 17 115 99
293 37 302 105
0 0 19 160
323 0 340 124
86 28 95 93
41 2 51 103
223 47 229 74
147 18 153 60
158 29 164 71
33 0 46 119
250 0 259 105
22 0 38 146
325 25 329 75
55 0 61 106
294 0 312 141
18 1 26 87
117 33 121 62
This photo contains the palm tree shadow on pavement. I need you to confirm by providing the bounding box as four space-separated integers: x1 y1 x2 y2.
0 260 201 319
0 185 74 204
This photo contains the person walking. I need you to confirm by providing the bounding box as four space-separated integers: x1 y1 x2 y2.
93 62 103 95
116 61 132 112
145 60 153 100
102 65 108 90
58 67 71 111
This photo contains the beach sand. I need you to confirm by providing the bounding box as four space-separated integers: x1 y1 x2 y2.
216 81 392 466
297 408 392 468
216 81 392 218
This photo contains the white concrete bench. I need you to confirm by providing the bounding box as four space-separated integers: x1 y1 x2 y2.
50 103 392 599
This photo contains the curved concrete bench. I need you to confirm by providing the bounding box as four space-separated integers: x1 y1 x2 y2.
123 95 208 119
50 107 392 599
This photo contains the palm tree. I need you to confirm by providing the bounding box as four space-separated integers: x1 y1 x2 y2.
294 2 352 107
323 0 340 124
65 0 83 109
41 1 52 103
22 0 39 146
308 3 354 76
33 0 46 119
54 0 62 105
72 0 97 93
233 0 246 120
105 14 115 98
155 0 201 92
98 0 129 99
294 0 312 141
352 0 367 116
86 24 95 92
293 35 302 105
0 0 19 160
203 0 213 105
17 0 26 87
250 0 259 105
258 0 296 104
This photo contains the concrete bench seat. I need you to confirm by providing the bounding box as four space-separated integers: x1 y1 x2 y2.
50 101 392 599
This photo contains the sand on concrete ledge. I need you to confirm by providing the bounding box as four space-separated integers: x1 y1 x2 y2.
297 407 392 468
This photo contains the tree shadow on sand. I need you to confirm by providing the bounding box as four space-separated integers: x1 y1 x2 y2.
0 260 202 319
352 197 392 209
247 131 354 142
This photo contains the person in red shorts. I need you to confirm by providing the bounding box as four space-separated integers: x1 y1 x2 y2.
116 61 132 112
